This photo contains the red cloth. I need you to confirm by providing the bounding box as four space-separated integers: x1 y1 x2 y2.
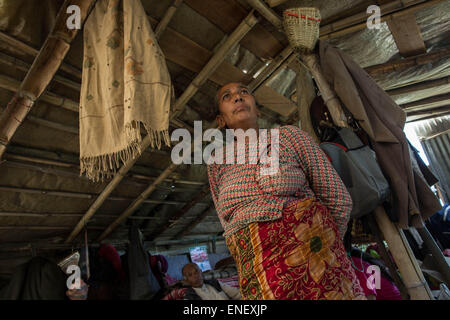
98 244 125 280
226 199 365 300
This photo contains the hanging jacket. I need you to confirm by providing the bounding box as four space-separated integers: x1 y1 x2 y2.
319 41 442 229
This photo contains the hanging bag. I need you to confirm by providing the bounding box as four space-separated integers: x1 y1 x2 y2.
320 128 390 218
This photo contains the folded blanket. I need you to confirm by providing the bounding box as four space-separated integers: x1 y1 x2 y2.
80 0 171 181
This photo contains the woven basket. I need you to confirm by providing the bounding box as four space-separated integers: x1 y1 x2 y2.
283 7 321 53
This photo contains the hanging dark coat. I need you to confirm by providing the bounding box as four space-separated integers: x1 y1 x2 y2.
319 41 442 229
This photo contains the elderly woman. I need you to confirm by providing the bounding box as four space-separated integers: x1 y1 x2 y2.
207 82 365 300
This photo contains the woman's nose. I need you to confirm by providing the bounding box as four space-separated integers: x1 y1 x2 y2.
233 93 244 103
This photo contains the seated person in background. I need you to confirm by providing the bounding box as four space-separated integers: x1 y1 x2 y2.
162 263 240 300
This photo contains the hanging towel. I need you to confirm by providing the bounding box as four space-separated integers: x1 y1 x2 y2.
80 0 171 181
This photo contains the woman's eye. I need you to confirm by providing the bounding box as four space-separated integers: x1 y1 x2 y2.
222 94 230 100
241 89 249 94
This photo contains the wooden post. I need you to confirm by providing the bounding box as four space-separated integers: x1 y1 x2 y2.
366 214 410 299
299 54 348 128
0 0 96 159
291 59 318 142
373 206 433 299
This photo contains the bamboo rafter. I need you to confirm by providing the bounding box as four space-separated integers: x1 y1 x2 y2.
0 185 209 207
0 0 97 158
155 0 184 39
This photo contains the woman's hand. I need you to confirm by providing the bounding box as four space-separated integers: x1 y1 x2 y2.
66 279 89 300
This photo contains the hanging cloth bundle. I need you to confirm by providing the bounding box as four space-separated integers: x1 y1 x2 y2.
80 0 172 181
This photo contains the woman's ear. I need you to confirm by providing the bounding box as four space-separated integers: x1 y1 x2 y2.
216 115 226 129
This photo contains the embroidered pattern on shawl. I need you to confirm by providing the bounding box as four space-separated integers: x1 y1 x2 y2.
80 0 171 181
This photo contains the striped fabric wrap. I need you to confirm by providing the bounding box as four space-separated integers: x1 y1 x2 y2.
207 125 352 238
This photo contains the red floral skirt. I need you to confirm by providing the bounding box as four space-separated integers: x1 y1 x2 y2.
226 198 366 300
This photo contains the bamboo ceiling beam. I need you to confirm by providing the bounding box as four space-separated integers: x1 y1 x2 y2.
406 107 450 123
400 93 450 111
2 159 203 193
184 0 284 60
4 145 200 186
147 186 211 240
265 0 289 7
0 0 97 159
365 48 450 76
387 76 450 96
93 12 259 243
406 106 450 118
0 185 208 206
155 0 184 39
171 13 259 119
248 46 294 91
0 74 79 112
0 51 81 91
246 0 283 31
320 0 427 38
320 0 445 41
173 205 216 239
0 31 82 80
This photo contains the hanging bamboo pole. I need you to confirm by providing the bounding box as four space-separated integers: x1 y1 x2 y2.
374 206 433 300
293 60 319 142
300 53 349 127
0 0 97 159
155 0 184 39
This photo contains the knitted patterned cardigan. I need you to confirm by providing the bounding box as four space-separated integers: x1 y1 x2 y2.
207 125 352 238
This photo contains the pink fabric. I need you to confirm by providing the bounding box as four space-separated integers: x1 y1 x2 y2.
351 256 402 300
351 257 377 297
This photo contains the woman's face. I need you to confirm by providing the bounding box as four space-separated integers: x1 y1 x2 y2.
216 82 259 130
